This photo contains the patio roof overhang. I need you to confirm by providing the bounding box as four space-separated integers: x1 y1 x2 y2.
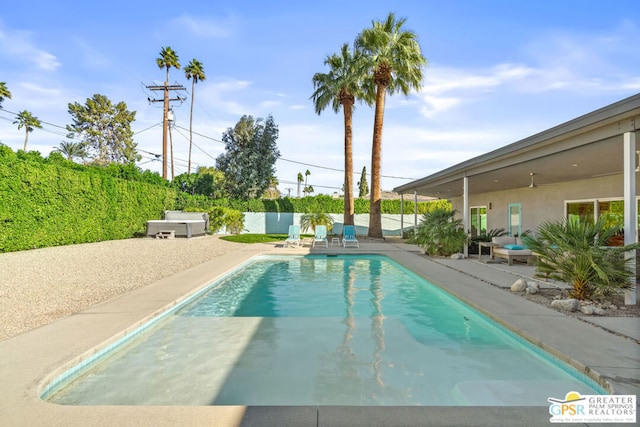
394 94 640 198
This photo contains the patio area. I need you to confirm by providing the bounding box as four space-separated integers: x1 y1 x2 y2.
0 237 637 426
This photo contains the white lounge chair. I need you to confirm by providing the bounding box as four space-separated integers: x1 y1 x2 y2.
342 225 359 248
284 225 301 247
312 225 328 248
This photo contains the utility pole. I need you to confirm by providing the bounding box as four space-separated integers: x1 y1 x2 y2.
146 83 186 179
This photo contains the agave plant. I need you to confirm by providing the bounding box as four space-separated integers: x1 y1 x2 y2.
524 216 637 301
300 212 334 233
413 207 468 256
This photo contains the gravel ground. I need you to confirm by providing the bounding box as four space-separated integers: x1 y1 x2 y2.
0 236 243 341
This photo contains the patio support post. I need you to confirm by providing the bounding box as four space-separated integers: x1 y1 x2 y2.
463 176 469 258
623 131 637 305
400 193 404 237
414 190 418 237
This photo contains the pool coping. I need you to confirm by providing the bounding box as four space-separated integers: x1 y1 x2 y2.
0 241 638 426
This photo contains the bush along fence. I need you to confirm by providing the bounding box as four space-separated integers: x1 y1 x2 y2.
0 146 448 251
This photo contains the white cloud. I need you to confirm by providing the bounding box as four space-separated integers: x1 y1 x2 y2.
0 26 60 71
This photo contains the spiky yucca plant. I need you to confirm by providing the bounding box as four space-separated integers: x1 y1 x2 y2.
524 216 637 301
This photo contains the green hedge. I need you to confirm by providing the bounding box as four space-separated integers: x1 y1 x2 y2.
213 195 443 214
0 147 176 252
0 146 448 252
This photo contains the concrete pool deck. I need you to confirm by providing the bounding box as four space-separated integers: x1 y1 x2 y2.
0 239 637 426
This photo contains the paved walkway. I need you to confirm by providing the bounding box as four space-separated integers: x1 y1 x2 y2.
0 239 637 426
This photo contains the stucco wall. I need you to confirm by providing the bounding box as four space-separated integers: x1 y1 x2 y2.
452 174 635 235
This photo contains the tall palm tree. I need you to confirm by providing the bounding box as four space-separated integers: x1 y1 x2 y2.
156 46 180 83
156 46 180 180
355 12 427 238
0 82 11 108
311 43 370 226
13 110 42 151
53 141 88 161
184 59 206 174
297 172 304 197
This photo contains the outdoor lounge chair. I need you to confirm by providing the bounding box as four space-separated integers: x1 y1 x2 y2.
490 236 534 265
284 224 301 247
312 225 328 248
342 225 359 248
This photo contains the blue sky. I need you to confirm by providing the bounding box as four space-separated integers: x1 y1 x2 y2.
1 0 639 195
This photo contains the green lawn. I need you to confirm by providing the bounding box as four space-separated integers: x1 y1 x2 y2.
219 233 314 244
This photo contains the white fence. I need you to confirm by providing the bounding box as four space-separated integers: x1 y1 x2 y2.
237 212 419 237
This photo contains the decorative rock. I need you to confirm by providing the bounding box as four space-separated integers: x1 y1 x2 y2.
526 286 539 294
511 278 527 292
593 307 606 316
527 281 540 289
450 253 464 260
580 305 595 315
551 298 580 312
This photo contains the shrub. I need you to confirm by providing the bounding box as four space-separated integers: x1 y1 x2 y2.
300 212 335 233
412 207 468 256
524 216 637 301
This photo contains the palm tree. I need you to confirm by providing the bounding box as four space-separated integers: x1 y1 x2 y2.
524 216 638 301
311 43 370 226
355 12 427 238
297 172 304 197
156 46 180 83
156 46 180 180
184 58 206 174
53 141 88 161
300 212 334 233
0 82 11 108
13 110 42 151
263 176 280 199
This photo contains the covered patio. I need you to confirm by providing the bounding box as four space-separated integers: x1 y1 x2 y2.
395 93 640 304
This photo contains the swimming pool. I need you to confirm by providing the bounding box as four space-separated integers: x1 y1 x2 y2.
44 255 605 406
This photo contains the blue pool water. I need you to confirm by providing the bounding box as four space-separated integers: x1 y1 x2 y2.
45 255 605 406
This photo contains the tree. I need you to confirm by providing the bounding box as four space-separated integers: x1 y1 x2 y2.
13 110 42 151
311 43 370 225
297 172 304 197
184 58 206 174
0 82 11 108
156 46 180 83
216 115 280 199
263 176 281 199
53 140 88 161
303 169 312 196
355 12 427 238
66 94 139 164
173 166 225 198
524 216 637 301
413 207 468 256
156 46 180 179
300 212 334 233
358 166 369 198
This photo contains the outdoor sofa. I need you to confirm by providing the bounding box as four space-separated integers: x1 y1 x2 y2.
146 211 209 238
490 236 535 265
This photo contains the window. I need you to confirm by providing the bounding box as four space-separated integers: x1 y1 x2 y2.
566 198 639 242
470 206 487 237
598 200 623 229
508 203 521 236
567 201 595 224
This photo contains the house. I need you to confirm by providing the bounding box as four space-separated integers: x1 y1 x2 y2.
394 93 640 304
